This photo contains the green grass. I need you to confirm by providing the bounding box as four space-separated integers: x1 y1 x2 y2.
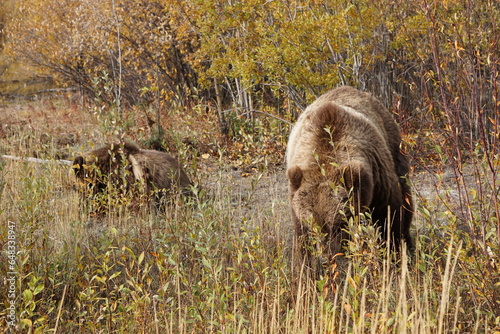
0 106 499 333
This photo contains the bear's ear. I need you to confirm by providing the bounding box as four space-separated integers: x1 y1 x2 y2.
72 156 86 178
287 166 303 191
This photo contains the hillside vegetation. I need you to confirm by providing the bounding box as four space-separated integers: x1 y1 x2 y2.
0 0 499 333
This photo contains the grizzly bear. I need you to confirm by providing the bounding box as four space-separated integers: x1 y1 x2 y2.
286 86 413 268
71 141 193 213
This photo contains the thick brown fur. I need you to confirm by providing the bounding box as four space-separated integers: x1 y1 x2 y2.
71 141 193 212
286 86 413 268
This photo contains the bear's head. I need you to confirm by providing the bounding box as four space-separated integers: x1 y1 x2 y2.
287 160 374 240
70 143 143 197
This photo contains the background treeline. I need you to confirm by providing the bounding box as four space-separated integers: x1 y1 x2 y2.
2 0 499 148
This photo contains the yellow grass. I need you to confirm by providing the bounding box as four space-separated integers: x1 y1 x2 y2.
0 96 499 333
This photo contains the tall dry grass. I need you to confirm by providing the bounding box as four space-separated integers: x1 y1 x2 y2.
0 112 498 333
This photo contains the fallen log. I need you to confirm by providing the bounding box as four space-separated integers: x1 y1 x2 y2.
1 155 72 166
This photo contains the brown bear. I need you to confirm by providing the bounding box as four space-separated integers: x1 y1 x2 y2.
71 141 193 213
286 86 413 268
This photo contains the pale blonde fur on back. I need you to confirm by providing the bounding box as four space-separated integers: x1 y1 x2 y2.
286 102 386 170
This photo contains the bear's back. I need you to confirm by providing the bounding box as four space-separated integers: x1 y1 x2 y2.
286 86 407 175
133 149 192 192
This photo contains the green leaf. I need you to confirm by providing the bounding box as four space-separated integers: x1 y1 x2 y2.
20 318 33 327
109 271 121 280
138 251 145 265
91 275 106 284
23 289 33 301
33 284 44 295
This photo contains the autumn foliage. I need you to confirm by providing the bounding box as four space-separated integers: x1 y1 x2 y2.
3 0 498 137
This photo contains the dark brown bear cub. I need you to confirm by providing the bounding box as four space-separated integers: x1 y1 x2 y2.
71 141 193 213
286 86 413 269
